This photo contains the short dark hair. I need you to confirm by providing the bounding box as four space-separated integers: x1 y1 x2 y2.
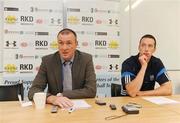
140 34 156 48
57 28 77 40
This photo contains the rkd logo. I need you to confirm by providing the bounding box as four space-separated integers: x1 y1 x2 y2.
35 40 48 46
95 40 107 46
20 16 33 22
82 16 93 22
20 64 33 70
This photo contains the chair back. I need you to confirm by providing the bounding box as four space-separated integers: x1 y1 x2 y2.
0 83 24 101
111 83 124 97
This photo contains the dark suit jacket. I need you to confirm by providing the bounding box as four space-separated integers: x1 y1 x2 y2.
28 50 96 100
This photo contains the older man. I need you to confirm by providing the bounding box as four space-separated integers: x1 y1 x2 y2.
28 28 96 108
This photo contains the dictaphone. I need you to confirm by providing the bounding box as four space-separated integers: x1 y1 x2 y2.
121 104 139 114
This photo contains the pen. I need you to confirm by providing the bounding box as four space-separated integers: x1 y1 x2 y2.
105 114 127 120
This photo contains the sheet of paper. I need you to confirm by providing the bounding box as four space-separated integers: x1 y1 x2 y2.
21 101 33 107
143 97 180 105
72 100 91 109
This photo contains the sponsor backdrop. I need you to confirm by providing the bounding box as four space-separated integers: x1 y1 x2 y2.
1 0 122 99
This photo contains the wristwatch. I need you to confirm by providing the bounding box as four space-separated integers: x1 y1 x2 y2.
56 93 63 97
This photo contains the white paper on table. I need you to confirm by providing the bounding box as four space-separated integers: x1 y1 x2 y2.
143 97 180 105
72 100 91 109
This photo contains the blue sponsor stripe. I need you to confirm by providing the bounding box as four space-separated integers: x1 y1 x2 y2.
121 72 135 78
156 68 166 79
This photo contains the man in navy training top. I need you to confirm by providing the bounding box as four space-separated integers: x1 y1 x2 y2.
121 34 172 97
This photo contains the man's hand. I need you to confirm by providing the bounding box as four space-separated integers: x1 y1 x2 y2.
47 95 74 109
54 96 73 108
136 91 143 96
135 81 172 96
125 54 148 97
138 54 148 67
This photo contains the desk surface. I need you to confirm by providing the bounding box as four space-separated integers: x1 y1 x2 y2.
1 95 180 123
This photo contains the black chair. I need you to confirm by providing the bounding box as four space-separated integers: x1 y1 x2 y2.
111 83 125 97
0 83 24 101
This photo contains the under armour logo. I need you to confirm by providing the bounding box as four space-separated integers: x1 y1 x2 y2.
6 41 17 47
109 64 119 70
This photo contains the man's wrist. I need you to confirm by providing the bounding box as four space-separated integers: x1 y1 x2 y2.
57 93 63 97
141 64 147 70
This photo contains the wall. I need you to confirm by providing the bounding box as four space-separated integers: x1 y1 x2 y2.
129 0 180 94
0 0 126 98
0 0 180 96
130 0 180 70
169 71 180 94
